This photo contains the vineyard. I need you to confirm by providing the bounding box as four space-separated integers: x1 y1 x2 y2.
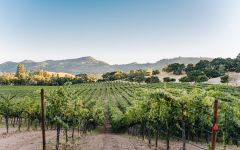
0 82 240 150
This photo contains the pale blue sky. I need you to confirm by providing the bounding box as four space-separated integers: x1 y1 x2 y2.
0 0 240 64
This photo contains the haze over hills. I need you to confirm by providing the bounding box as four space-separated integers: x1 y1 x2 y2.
0 56 212 74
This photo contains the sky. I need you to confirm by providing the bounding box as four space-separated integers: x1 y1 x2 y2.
0 0 240 65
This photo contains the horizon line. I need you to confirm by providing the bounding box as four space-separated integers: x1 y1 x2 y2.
0 55 218 65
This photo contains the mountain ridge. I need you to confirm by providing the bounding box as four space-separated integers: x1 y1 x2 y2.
0 56 212 74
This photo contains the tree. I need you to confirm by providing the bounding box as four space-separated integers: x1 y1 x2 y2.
144 68 153 76
211 58 227 69
76 73 88 81
187 70 206 82
128 70 146 83
87 75 97 82
102 71 127 81
0 73 16 85
163 77 176 82
185 64 195 73
236 53 240 61
102 72 116 81
179 76 191 82
221 75 229 83
164 63 185 75
225 58 235 71
211 58 232 72
233 54 240 72
218 64 226 75
152 70 160 75
195 60 211 71
15 64 26 79
145 76 160 83
204 69 221 78
196 75 208 82
114 71 127 80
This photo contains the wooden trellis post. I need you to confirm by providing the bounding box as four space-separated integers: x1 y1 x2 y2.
211 99 219 150
41 89 46 150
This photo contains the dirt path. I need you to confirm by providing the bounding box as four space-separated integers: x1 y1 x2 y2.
0 130 55 150
71 133 151 150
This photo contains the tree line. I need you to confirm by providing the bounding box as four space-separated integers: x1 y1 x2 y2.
1 53 240 85
0 64 162 85
0 64 97 86
164 53 240 83
100 69 161 83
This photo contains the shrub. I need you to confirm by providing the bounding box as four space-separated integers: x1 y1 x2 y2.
187 70 205 81
144 68 153 76
163 77 176 82
196 75 208 82
220 75 229 83
145 76 160 83
204 69 221 78
164 63 185 75
179 76 191 82
152 70 160 75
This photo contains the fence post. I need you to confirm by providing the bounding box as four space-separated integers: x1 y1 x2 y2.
211 99 218 150
41 89 46 150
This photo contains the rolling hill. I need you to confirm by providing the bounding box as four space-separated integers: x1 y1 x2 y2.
0 56 212 74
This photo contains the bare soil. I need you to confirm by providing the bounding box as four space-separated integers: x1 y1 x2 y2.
0 128 239 150
70 133 151 150
66 133 240 150
0 129 55 150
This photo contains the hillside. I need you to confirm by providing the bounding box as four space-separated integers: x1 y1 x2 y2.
0 56 212 74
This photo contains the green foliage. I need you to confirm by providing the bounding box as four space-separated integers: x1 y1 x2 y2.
0 67 95 86
144 68 153 76
101 69 156 82
0 73 17 85
204 69 221 78
164 63 185 75
0 95 16 117
0 94 16 132
196 75 208 82
126 86 240 147
102 71 127 81
145 76 160 83
185 64 195 73
128 70 146 83
108 99 127 131
0 82 240 147
211 58 228 70
15 64 26 79
195 60 211 71
221 75 229 83
152 69 160 75
163 77 176 82
179 76 191 82
168 54 240 84
186 70 206 82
